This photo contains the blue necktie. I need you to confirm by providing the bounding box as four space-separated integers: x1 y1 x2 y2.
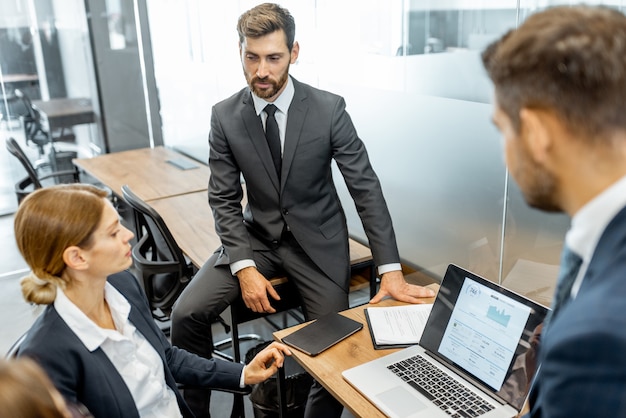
264 104 281 178
545 246 583 327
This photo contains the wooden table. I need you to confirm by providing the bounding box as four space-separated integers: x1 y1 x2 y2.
150 189 374 270
32 97 95 132
73 146 210 201
273 282 440 418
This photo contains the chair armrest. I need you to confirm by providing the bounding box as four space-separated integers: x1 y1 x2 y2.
38 169 80 183
131 245 188 277
16 176 34 191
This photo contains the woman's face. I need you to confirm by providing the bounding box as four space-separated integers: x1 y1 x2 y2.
81 199 134 277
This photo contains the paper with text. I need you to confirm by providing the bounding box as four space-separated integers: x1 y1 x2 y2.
367 304 433 345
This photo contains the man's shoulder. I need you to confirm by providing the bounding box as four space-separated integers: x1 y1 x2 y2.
292 77 341 101
214 86 250 109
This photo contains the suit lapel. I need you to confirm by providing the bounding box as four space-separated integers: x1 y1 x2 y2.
241 92 280 191
127 300 182 392
282 79 308 187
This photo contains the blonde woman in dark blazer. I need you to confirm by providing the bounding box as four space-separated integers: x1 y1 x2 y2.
14 184 291 418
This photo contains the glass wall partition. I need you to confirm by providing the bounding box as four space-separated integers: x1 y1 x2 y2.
0 0 101 215
145 0 624 304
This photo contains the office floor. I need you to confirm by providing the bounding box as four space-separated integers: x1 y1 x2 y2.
0 129 361 417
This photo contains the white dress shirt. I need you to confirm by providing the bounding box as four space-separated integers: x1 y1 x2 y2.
566 174 626 299
55 284 182 418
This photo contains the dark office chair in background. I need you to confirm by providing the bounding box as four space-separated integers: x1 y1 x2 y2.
13 89 76 169
120 185 251 357
5 137 80 204
121 184 197 329
14 88 51 159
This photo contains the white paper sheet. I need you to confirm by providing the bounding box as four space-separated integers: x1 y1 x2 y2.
367 304 433 345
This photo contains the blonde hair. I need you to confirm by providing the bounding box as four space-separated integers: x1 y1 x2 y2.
0 357 68 418
14 184 109 305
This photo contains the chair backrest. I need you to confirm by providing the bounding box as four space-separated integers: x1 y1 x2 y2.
13 89 50 154
6 137 42 204
121 184 193 320
13 89 38 121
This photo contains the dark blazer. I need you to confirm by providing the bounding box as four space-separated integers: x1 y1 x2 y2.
208 77 400 288
527 205 626 417
18 271 243 418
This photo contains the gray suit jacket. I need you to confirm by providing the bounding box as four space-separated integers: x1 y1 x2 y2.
208 77 400 288
18 271 243 418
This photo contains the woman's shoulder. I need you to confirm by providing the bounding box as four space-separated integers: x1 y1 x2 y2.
19 306 83 365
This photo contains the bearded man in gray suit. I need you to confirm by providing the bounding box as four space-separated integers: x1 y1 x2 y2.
171 3 435 417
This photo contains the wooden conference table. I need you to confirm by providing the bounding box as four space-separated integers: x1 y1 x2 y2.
274 280 441 418
73 146 210 202
73 146 374 272
151 189 374 272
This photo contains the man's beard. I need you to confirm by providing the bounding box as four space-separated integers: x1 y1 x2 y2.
246 66 289 99
514 151 562 213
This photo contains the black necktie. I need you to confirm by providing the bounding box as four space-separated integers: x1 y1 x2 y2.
264 104 281 177
545 246 583 327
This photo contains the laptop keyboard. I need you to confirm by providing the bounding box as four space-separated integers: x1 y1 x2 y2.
387 354 495 418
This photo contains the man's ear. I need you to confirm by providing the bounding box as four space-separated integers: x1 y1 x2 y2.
290 41 299 64
63 246 88 271
519 107 553 163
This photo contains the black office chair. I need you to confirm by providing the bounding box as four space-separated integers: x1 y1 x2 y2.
120 185 251 351
14 89 50 158
13 89 75 168
120 185 197 326
5 137 80 204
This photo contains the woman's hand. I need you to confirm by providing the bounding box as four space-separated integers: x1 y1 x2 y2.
243 342 292 385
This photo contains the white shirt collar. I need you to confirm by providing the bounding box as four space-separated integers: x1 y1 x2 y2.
54 282 131 352
252 75 295 116
566 174 626 263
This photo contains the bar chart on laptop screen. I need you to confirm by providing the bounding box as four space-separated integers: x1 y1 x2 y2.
439 278 532 389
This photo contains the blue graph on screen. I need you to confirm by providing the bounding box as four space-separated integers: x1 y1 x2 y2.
487 305 511 327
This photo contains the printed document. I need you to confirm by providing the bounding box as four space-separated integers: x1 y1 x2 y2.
366 304 433 345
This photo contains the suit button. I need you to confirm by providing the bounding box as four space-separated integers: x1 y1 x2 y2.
282 209 289 215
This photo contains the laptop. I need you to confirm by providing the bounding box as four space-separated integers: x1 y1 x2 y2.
343 264 549 418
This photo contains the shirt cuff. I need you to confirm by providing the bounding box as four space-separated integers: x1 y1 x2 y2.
378 263 402 276
239 365 246 388
230 259 257 276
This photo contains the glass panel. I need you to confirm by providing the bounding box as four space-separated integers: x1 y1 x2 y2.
500 0 625 305
145 0 625 306
105 0 137 50
313 0 519 282
0 0 40 215
0 0 101 215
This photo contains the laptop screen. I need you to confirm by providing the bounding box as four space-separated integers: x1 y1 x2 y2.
420 264 549 410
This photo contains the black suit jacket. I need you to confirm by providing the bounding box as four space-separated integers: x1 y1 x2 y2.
19 271 243 418
208 77 400 288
